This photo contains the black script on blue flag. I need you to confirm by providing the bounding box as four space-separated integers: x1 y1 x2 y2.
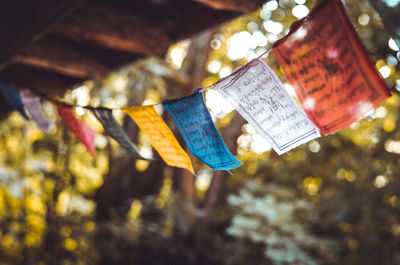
163 88 242 170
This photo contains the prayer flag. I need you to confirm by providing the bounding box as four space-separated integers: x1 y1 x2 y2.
0 83 29 119
88 107 152 161
20 89 54 133
123 105 194 173
272 0 391 134
163 88 242 171
57 104 96 157
214 58 320 155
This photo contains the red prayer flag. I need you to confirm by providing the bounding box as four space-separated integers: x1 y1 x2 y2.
57 104 96 157
272 0 391 134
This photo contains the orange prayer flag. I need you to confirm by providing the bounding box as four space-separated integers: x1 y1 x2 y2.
57 104 96 157
272 0 391 134
123 105 194 174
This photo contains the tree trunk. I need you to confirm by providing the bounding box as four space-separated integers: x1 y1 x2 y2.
204 113 246 216
368 0 400 47
171 30 215 201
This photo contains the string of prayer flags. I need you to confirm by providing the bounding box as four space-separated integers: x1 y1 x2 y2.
88 107 152 161
0 82 29 119
163 88 242 171
214 58 320 155
20 89 54 133
57 104 96 157
1 0 395 162
272 0 391 135
122 105 194 174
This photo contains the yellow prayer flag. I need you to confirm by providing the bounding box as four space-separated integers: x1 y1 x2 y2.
123 105 194 174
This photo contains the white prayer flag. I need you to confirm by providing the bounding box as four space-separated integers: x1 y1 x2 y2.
20 89 54 133
214 58 320 155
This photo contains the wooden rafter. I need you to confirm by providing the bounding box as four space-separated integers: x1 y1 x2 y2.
0 0 266 97
193 0 265 13
170 5 241 40
14 37 110 79
0 0 87 69
14 36 144 79
53 2 172 57
0 64 83 96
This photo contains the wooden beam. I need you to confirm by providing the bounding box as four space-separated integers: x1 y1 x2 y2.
72 1 242 49
13 36 144 79
205 113 246 214
0 64 83 96
0 0 87 69
170 5 241 40
53 2 172 57
193 0 265 13
14 36 110 79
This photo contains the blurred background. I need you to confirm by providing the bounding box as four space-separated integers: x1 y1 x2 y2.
1 0 400 264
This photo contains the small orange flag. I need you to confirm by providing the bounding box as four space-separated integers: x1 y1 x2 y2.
123 105 194 174
272 0 391 134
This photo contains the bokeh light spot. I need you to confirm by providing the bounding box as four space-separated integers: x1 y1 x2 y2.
379 65 391 78
227 31 252 60
292 5 309 19
263 20 284 34
265 1 278 11
374 175 389 188
308 141 321 153
358 13 370 26
207 60 222 74
389 38 399 51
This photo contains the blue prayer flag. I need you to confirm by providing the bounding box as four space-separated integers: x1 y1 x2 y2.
163 88 242 171
0 82 28 119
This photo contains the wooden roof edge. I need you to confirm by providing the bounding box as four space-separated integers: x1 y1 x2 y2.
0 0 88 69
0 0 267 101
193 0 265 13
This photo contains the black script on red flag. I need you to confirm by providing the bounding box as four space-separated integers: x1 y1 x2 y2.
272 0 391 134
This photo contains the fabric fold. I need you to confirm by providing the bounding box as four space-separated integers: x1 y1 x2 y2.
272 0 391 134
123 105 194 173
88 107 152 161
20 89 54 132
163 88 242 171
57 104 96 157
214 58 320 155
